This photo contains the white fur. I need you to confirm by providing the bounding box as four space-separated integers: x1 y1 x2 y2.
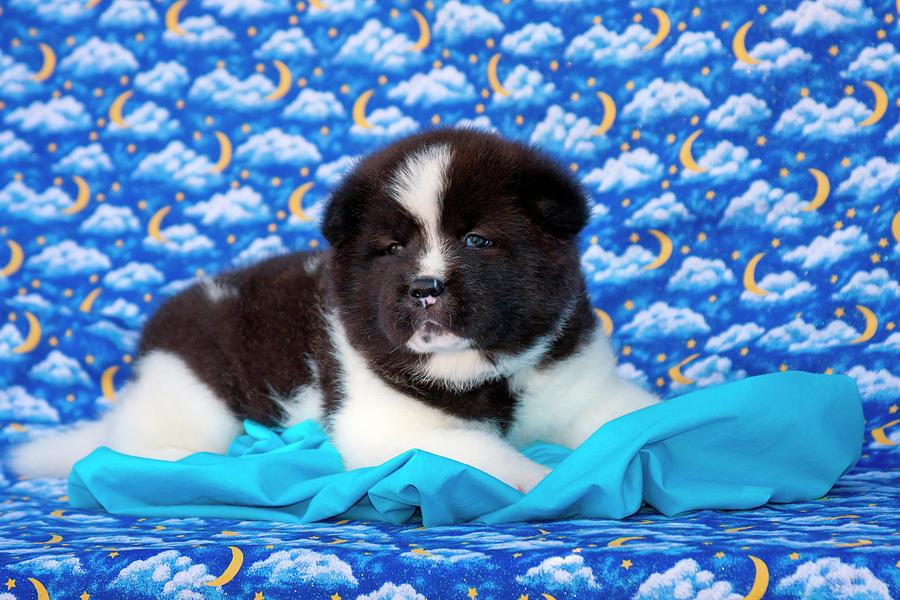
201 278 237 302
507 326 659 449
8 351 242 478
406 327 471 354
326 312 550 491
388 144 453 280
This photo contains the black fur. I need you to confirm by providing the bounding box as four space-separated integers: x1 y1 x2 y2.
138 128 597 431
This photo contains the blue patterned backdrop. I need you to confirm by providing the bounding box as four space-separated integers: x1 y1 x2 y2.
1 0 899 598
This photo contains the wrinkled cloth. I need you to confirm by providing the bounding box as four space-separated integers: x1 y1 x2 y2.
68 372 862 527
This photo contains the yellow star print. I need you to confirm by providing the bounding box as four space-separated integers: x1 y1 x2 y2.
4 579 14 591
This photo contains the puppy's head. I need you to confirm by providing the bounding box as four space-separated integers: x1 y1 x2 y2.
323 128 589 388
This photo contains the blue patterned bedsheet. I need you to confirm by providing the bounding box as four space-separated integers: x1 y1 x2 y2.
1 0 899 596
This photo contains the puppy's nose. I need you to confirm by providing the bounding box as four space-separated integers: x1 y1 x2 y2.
409 278 445 299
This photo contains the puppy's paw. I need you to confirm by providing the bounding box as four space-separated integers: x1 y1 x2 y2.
514 463 552 494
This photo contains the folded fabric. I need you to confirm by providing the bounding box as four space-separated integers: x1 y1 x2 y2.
68 371 863 526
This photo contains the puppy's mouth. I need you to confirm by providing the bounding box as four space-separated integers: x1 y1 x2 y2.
406 318 471 354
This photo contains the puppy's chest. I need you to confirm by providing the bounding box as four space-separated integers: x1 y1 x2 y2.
394 378 521 433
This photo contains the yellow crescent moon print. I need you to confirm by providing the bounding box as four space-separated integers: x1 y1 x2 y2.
410 547 435 556
668 354 700 385
408 9 431 52
593 92 616 136
210 131 233 173
642 229 673 270
34 533 63 544
741 556 769 600
607 536 645 547
892 209 900 244
204 546 244 587
849 304 877 344
28 578 50 600
679 130 707 173
264 60 292 101
594 308 614 336
1 240 24 278
871 419 899 446
79 287 102 312
13 312 41 354
289 182 314 222
733 21 762 65
858 81 888 127
85 0 103 8
102 365 119 402
109 90 133 128
743 253 771 296
165 0 189 35
62 175 91 215
643 8 670 50
487 53 512 97
49 509 67 518
803 168 830 212
832 539 872 547
309 0 328 9
30 43 56 82
353 89 376 129
148 206 171 244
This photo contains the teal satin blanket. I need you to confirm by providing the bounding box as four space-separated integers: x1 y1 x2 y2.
68 372 863 527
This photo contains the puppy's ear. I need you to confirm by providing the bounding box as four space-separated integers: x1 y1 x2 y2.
321 178 364 247
517 153 590 238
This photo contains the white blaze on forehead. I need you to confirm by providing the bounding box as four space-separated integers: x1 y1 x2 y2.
388 144 453 279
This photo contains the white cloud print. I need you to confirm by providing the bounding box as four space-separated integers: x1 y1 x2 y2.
235 128 321 166
836 156 900 202
26 240 111 275
565 24 654 65
625 192 692 227
663 31 724 64
501 22 565 56
9 0 89 22
134 61 190 96
635 559 741 600
777 557 890 599
783 225 869 268
0 51 42 99
772 0 875 36
106 101 181 139
623 78 710 123
581 244 655 284
30 350 91 386
0 324 25 360
0 181 76 220
255 28 316 59
163 15 234 47
188 68 275 111
104 262 165 290
516 554 599 590
671 355 747 391
337 19 424 72
529 105 607 159
846 366 900 402
99 298 143 327
143 223 215 254
112 550 218 598
433 1 503 44
681 141 761 182
4 96 91 133
387 66 476 106
774 97 869 141
721 180 816 233
80 204 140 235
201 0 289 17
249 549 358 586
315 155 357 187
704 322 765 353
350 106 419 139
232 235 288 267
134 141 222 191
0 130 32 161
740 270 816 303
833 268 900 301
53 143 114 174
284 89 345 121
357 583 425 600
99 0 159 28
733 38 812 74
843 42 900 78
493 65 555 106
582 148 662 192
0 386 59 423
59 37 138 76
185 186 270 225
667 256 734 291
621 302 711 338
706 94 771 131
758 317 859 352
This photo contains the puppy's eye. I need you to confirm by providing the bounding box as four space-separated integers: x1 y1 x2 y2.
386 242 404 255
465 233 492 248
